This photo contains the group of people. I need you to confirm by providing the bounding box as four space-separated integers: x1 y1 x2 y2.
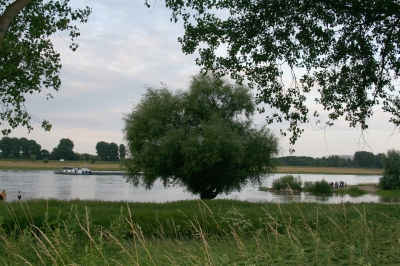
330 181 346 189
0 190 22 201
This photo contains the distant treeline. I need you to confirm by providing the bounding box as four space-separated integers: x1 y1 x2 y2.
277 151 386 168
0 137 126 162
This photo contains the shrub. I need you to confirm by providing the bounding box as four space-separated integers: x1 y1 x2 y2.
43 158 49 163
89 156 96 164
379 149 400 190
30 155 36 162
272 175 302 190
304 179 332 193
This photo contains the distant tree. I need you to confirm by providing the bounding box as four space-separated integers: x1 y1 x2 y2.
123 73 279 199
29 139 41 158
0 137 12 157
39 149 50 160
81 153 91 161
96 141 109 161
379 149 400 190
55 138 75 160
89 156 96 164
319 159 328 167
19 137 30 158
10 137 20 158
108 142 119 161
353 151 375 168
50 147 60 160
374 153 386 168
119 144 126 160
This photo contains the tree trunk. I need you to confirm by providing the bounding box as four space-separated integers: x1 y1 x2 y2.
0 0 33 43
200 185 219 200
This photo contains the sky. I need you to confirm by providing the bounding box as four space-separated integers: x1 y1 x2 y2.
6 0 400 158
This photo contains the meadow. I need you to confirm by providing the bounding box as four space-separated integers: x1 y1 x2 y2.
0 159 384 175
0 159 123 171
0 199 399 265
0 160 394 264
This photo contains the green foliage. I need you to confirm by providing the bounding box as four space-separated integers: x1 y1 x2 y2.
119 144 126 160
51 138 75 160
165 0 400 149
379 149 400 190
354 151 375 168
123 73 279 199
277 155 355 168
89 156 96 164
0 137 40 159
29 155 36 162
96 141 110 161
43 158 49 163
109 142 119 161
272 175 302 190
0 0 91 134
374 153 387 168
303 179 333 193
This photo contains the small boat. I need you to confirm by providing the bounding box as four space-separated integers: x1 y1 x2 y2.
54 166 91 175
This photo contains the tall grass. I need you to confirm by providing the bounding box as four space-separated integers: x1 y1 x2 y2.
0 199 400 264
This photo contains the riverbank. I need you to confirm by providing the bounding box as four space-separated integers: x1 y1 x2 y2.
276 166 383 175
0 199 399 265
0 159 384 174
0 159 123 171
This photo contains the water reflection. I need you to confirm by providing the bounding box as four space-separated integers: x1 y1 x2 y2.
0 170 395 204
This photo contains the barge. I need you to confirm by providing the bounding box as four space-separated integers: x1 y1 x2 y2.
54 166 125 175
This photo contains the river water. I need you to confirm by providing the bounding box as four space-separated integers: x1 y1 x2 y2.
0 170 392 204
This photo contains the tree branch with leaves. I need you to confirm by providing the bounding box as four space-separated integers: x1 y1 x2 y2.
0 0 91 135
164 0 400 152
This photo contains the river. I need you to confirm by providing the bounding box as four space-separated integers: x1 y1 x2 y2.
0 170 392 204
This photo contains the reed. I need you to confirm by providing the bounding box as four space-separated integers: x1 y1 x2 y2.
0 199 399 264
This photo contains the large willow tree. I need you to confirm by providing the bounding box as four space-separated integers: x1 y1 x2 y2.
123 74 279 199
164 0 400 151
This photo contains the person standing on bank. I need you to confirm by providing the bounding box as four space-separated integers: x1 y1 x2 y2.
17 191 21 200
0 190 6 201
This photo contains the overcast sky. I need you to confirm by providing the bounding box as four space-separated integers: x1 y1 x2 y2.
6 0 400 158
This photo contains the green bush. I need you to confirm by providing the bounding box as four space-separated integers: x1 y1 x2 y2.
379 149 400 190
89 156 96 164
303 179 332 193
43 158 49 163
272 175 302 190
30 155 36 162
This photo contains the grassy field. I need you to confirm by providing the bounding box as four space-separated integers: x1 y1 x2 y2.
0 159 123 171
276 166 383 175
0 199 399 265
0 159 384 175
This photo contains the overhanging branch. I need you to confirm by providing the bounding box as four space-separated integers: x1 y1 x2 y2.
0 0 33 43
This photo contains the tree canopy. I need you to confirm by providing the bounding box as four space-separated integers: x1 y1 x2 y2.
0 0 91 135
51 138 74 160
165 0 400 151
123 73 279 199
379 149 400 189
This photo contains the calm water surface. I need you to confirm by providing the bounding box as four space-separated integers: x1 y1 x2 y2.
0 170 390 204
